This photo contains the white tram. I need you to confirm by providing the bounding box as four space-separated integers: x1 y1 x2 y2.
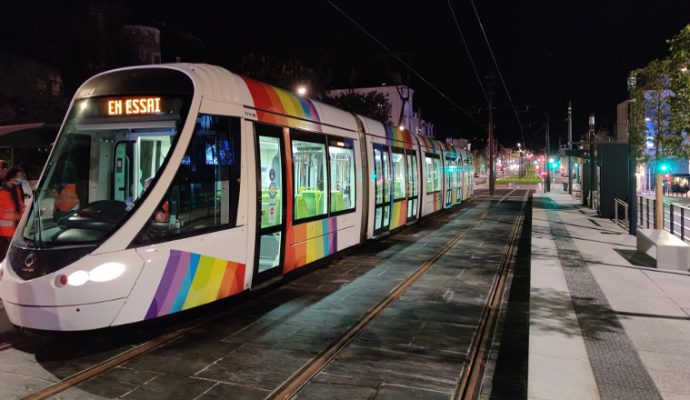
0 64 473 331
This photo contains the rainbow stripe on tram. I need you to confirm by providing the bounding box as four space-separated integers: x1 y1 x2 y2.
242 77 321 132
285 217 339 272
384 125 415 149
390 201 408 230
145 250 246 319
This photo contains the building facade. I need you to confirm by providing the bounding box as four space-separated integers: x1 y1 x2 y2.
327 85 434 137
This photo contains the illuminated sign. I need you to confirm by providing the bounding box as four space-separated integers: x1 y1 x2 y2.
107 97 162 116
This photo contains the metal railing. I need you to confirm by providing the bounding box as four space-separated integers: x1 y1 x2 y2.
614 198 628 229
637 195 690 242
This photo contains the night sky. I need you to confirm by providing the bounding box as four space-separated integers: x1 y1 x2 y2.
4 0 690 150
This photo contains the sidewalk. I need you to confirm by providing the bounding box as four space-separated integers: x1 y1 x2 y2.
529 185 690 400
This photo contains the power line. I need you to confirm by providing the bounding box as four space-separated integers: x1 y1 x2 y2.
445 0 489 108
325 0 486 132
469 0 524 145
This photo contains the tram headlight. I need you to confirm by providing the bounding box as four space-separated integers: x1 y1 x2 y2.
89 262 125 283
59 262 126 287
67 270 89 286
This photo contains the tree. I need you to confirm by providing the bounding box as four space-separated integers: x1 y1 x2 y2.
233 53 332 100
630 59 673 228
629 24 690 229
325 91 392 124
668 25 690 139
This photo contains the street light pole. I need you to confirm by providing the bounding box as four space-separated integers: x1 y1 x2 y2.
627 73 637 235
588 113 596 208
545 112 551 192
567 101 573 194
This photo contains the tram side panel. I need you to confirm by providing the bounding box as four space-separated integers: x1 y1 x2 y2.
357 116 421 239
280 104 362 273
418 136 444 217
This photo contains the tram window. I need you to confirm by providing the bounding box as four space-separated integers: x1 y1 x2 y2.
135 114 241 244
292 137 328 220
425 153 442 193
374 147 383 205
407 152 418 197
392 148 406 200
329 138 355 213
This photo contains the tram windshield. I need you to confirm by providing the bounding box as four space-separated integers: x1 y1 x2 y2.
22 95 191 246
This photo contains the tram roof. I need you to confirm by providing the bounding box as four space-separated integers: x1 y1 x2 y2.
80 63 360 133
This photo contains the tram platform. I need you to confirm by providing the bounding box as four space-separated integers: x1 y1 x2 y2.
529 187 690 400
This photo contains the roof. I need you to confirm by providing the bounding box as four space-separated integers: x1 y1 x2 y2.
0 123 59 147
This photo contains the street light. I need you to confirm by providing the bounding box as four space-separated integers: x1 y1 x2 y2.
627 72 637 234
296 85 308 96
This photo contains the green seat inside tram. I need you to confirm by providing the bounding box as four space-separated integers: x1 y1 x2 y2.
294 194 309 219
330 191 344 212
301 190 322 217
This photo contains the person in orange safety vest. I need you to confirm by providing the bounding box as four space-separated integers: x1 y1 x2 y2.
0 168 26 251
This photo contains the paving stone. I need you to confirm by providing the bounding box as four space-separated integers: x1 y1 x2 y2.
57 367 159 399
292 381 378 400
118 373 215 400
373 383 451 400
196 382 269 400
0 371 54 400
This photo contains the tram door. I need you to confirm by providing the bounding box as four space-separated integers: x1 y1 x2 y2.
445 155 455 207
113 141 133 202
406 151 418 221
373 144 391 235
254 125 285 283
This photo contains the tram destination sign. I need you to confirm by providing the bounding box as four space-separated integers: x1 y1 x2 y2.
106 97 162 116
79 96 187 119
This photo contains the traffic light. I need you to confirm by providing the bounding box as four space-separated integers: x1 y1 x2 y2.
659 161 670 172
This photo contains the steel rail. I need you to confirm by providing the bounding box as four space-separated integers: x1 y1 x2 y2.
454 189 529 400
268 188 522 400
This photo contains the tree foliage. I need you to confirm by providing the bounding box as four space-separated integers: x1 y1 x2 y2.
668 25 690 138
629 24 690 162
233 53 332 100
325 90 392 124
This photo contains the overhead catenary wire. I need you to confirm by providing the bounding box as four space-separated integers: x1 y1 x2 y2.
326 0 486 133
469 0 525 146
445 0 489 108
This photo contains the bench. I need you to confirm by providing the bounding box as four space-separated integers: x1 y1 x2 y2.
636 228 690 271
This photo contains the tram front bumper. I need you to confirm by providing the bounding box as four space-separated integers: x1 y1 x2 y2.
2 298 127 331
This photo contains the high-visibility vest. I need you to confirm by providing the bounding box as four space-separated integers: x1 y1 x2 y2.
0 189 21 238
155 201 170 223
55 183 79 212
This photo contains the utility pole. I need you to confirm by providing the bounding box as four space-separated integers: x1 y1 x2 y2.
567 101 573 194
486 74 496 195
588 113 596 208
545 112 551 192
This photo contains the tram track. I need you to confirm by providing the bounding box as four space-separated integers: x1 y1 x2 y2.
268 188 527 400
17 188 528 400
454 189 529 400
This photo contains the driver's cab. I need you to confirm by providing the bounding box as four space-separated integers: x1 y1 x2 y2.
112 130 172 209
33 120 177 244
